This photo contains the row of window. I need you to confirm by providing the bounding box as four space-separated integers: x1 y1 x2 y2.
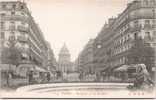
118 19 153 36
29 28 44 51
16 42 29 50
114 18 155 49
113 43 132 56
112 31 154 56
0 35 29 51
115 0 155 34
111 57 126 67
0 11 26 17
117 19 154 41
133 19 154 28
114 34 131 49
0 31 28 40
29 38 42 55
0 21 27 30
112 20 153 51
141 0 156 5
1 3 24 10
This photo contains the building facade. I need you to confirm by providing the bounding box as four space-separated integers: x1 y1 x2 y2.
77 39 94 75
93 0 156 81
0 1 56 77
76 39 95 81
46 41 57 72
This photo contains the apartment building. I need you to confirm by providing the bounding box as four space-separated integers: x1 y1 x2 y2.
93 0 156 81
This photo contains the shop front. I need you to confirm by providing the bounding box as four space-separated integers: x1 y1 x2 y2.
0 64 16 87
16 64 49 84
33 66 47 84
16 64 35 78
114 65 137 82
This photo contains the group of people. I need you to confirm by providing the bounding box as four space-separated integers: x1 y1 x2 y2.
28 71 51 84
128 64 155 90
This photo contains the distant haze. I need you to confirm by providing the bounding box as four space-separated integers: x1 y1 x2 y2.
1 0 133 61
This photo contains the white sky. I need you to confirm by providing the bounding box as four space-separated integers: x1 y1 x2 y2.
1 0 133 61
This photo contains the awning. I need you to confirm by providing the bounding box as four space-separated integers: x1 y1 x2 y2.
35 66 47 72
16 64 36 76
18 64 35 71
114 65 130 72
95 66 108 72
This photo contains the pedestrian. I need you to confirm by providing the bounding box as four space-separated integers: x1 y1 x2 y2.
133 65 144 89
47 72 51 82
133 64 154 89
140 64 154 87
6 71 10 87
28 71 33 84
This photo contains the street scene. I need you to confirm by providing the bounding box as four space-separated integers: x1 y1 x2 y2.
0 0 156 96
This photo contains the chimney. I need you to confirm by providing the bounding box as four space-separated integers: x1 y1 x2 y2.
108 18 116 25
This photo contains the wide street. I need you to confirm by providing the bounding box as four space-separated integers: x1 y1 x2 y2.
0 82 153 98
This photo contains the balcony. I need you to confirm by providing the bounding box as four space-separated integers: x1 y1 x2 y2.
17 36 27 42
17 25 29 32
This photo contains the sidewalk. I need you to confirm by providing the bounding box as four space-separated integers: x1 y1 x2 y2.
16 82 133 93
1 78 29 91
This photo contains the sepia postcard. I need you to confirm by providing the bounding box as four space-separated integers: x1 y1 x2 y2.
0 0 156 99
